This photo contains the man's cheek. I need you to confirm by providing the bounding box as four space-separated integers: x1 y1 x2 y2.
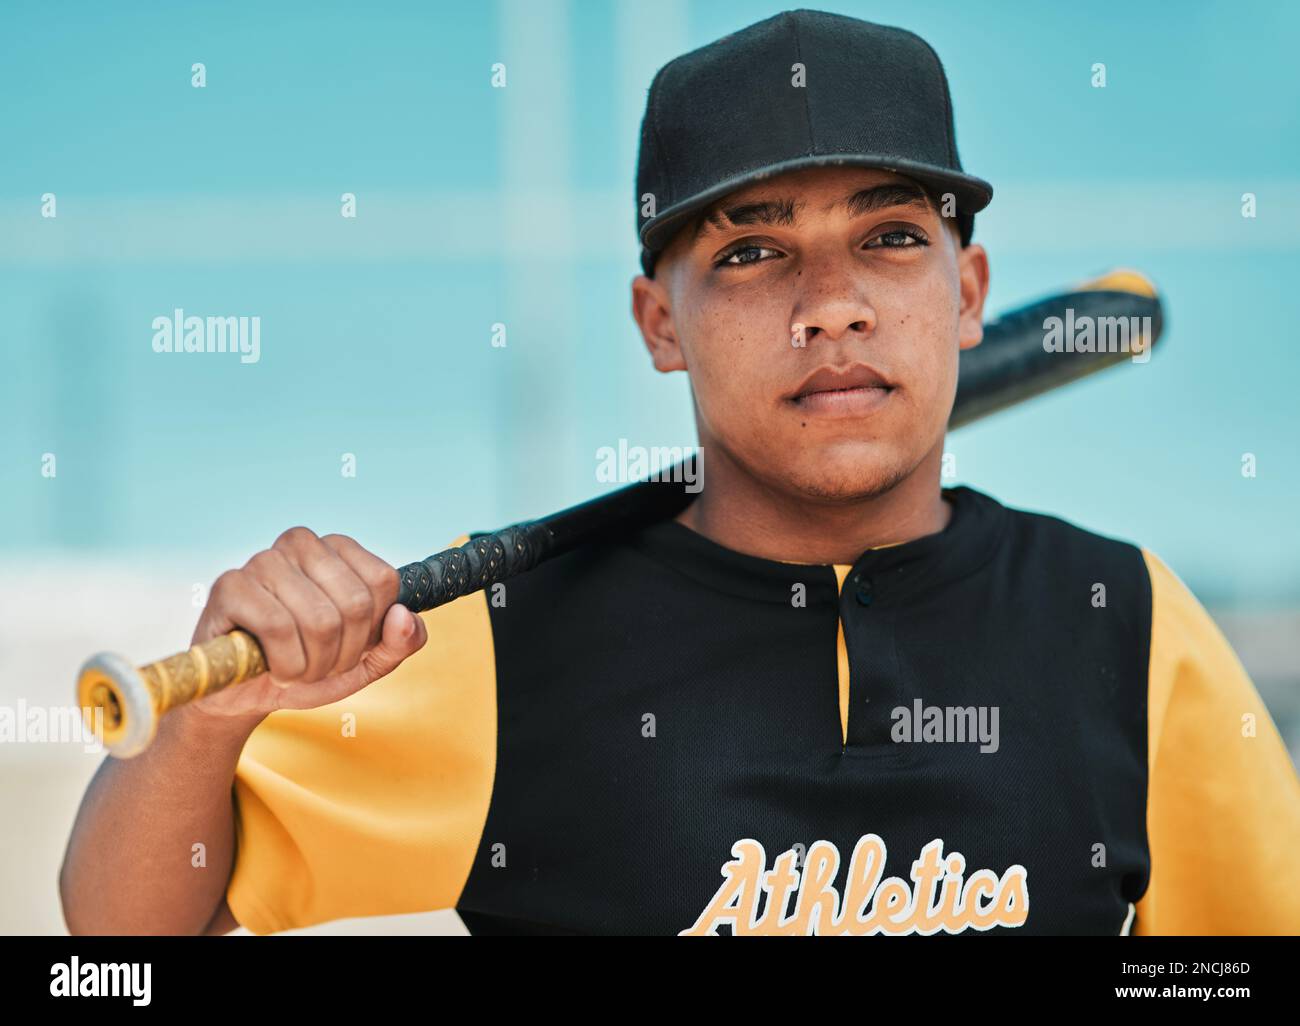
693 364 750 434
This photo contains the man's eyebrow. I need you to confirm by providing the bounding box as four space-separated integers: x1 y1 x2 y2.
692 182 933 243
693 197 801 241
835 182 933 219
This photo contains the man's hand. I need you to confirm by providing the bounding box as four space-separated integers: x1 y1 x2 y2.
187 528 428 720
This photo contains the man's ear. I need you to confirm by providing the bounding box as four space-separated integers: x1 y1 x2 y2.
631 273 688 373
956 243 991 351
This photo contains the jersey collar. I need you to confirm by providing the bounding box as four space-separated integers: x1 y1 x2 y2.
625 485 1008 606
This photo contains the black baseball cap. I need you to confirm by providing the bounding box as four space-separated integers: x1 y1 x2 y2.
635 9 993 277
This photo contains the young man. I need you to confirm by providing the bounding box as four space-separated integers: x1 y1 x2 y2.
61 10 1299 936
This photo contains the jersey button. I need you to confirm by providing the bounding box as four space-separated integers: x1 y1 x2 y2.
854 576 874 607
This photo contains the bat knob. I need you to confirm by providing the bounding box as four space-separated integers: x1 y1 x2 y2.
77 652 158 758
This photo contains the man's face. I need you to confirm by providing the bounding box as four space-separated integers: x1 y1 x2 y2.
631 166 990 503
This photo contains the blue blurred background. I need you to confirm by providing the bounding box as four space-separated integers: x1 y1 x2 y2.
1 0 1297 593
0 0 1297 931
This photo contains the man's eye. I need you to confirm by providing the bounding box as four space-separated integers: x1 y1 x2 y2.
866 228 929 249
716 244 780 268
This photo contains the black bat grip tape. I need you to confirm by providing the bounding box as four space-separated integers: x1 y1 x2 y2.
395 521 555 613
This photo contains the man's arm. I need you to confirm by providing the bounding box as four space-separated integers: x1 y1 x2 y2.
60 704 262 935
59 527 427 935
1135 549 1300 935
203 899 240 936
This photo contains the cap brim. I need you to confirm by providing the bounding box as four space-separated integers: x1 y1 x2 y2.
640 153 992 257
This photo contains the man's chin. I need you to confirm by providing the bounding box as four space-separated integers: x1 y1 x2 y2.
775 444 918 503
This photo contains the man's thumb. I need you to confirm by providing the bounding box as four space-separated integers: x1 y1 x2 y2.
362 604 428 679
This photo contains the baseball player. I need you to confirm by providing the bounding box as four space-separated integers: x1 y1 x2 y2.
61 10 1300 936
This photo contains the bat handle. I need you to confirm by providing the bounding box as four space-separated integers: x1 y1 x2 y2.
396 521 554 612
77 630 269 758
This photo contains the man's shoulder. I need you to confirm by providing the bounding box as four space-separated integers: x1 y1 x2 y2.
969 485 1140 551
962 485 1154 586
958 486 1162 653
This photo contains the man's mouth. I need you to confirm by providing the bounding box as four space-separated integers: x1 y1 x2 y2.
786 363 897 417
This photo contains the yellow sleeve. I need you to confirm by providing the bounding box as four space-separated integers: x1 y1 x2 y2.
1135 549 1300 935
226 537 497 935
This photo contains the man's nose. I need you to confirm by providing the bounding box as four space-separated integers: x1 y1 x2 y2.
790 252 878 345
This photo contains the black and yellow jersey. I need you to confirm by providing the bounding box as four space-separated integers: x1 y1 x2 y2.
225 485 1300 936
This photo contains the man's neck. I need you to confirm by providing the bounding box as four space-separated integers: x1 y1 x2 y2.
674 447 951 566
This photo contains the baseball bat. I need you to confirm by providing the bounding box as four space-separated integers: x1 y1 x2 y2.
77 268 1163 757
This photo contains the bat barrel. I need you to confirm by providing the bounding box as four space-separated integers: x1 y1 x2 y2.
952 271 1164 429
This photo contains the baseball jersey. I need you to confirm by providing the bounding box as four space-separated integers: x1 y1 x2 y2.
225 485 1300 936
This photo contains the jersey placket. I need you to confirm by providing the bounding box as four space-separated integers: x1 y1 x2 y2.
834 559 912 759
